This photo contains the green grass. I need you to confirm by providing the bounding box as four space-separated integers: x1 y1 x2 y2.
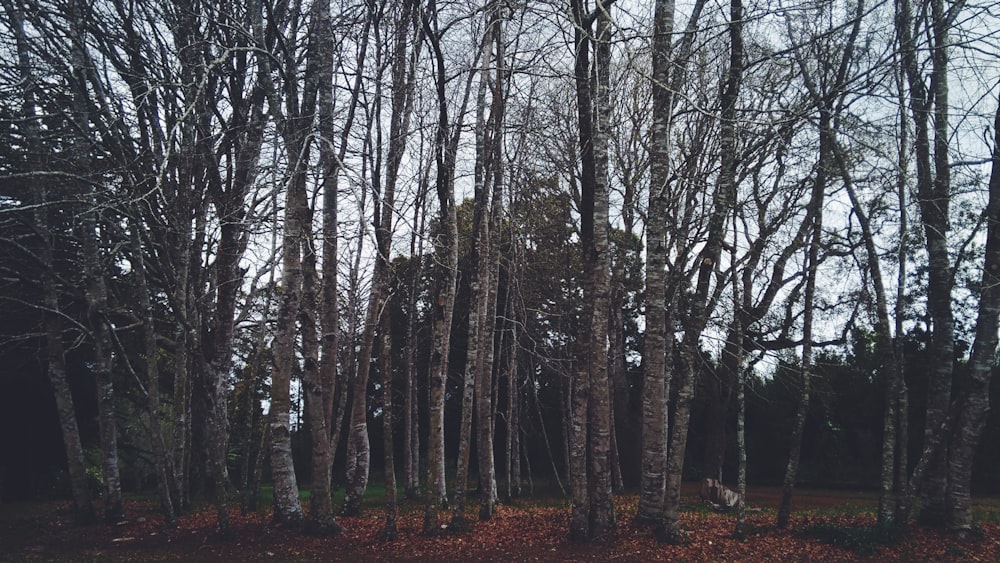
973 497 1000 523
808 502 876 518
976 509 1000 523
801 521 903 555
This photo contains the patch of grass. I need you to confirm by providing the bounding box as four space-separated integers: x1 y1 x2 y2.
682 501 718 515
974 507 1000 523
801 521 902 556
808 502 875 518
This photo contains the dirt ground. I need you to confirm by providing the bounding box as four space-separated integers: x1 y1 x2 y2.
2 485 999 561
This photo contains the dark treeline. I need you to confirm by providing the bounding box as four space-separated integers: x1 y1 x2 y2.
2 0 1000 545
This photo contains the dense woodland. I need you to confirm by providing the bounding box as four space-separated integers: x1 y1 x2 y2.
2 0 1000 546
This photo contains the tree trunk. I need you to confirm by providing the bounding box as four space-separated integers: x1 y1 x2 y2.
477 12 507 520
11 5 96 522
421 0 477 531
608 259 627 494
892 66 911 526
129 221 177 527
335 125 374 480
342 273 379 516
240 331 267 515
734 363 748 540
568 0 616 541
776 8 874 526
568 0 593 542
41 289 96 525
639 0 706 525
897 0 955 526
587 5 615 539
331 191 366 489
84 207 124 525
404 189 427 500
424 205 458 534
268 179 305 526
776 110 828 529
452 32 492 528
66 7 124 524
380 313 399 540
732 239 746 539
945 101 1000 537
661 0 740 543
503 312 521 501
302 203 340 534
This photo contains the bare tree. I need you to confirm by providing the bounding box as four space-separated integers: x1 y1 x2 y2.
660 0 742 543
896 0 958 527
421 0 480 533
567 0 616 542
342 0 389 518
4 0 96 523
947 99 1000 538
638 0 706 526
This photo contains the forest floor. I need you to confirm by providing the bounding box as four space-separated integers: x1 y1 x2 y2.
2 484 1000 561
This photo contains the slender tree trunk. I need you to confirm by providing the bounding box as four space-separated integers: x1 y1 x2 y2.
639 0 707 525
661 0 740 543
734 359 748 533
40 283 96 524
732 237 746 539
380 313 399 540
451 37 491 528
241 334 267 515
775 266 817 528
331 189 365 488
169 187 201 514
300 0 349 537
503 314 520 501
833 137 904 527
477 11 507 519
567 0 616 541
424 204 458 533
897 0 956 526
568 1 594 541
342 272 379 515
341 88 382 519
129 222 177 527
67 6 124 524
776 115 828 529
249 418 269 512
421 2 479 532
11 5 95 522
249 0 308 524
268 182 305 526
335 186 367 485
324 12 371 490
404 190 427 499
608 260 627 494
84 207 124 525
893 91 911 522
945 101 1000 537
173 303 194 513
921 0 956 526
302 205 340 534
587 5 615 539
